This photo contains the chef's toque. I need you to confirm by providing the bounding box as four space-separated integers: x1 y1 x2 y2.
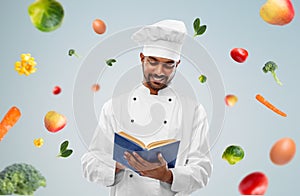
131 19 187 62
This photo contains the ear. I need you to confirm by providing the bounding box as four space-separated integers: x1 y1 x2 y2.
176 59 181 68
140 53 145 62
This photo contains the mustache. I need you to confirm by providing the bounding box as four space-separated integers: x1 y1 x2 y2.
150 74 167 79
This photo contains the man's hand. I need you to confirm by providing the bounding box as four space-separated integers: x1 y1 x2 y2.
124 151 173 184
115 162 126 174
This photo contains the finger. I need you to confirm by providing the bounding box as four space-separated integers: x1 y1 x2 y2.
158 153 167 165
124 152 144 171
116 162 126 169
133 152 149 167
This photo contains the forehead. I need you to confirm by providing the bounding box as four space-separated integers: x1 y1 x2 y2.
146 56 175 63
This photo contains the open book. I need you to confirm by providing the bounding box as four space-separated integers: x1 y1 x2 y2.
113 131 180 172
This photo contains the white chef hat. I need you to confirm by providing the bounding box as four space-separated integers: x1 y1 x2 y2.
131 19 187 62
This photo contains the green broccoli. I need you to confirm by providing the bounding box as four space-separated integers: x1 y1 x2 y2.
0 163 46 195
68 49 80 58
262 61 283 86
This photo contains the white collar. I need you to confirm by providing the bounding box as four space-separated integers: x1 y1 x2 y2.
135 83 176 97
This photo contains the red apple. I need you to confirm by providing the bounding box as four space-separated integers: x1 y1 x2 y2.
225 94 238 106
44 111 67 133
260 0 295 25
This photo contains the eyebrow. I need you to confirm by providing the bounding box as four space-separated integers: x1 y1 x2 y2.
148 56 175 63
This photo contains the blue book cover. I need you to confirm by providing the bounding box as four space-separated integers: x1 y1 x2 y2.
113 132 180 172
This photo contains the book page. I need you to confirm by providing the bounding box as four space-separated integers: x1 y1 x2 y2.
146 139 177 150
118 131 146 149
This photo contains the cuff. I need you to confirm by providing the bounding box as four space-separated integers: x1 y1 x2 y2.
169 167 191 192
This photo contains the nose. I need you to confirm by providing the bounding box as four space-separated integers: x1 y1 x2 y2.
154 63 164 75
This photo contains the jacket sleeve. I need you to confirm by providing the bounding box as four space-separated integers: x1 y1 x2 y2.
81 101 119 187
170 104 213 194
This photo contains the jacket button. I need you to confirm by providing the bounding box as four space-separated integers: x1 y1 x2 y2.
164 120 167 124
131 119 134 123
129 174 133 178
168 98 172 102
133 97 137 101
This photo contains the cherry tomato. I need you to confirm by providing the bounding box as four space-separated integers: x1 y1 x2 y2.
91 84 100 92
92 19 106 34
53 86 61 95
230 48 248 63
239 171 268 195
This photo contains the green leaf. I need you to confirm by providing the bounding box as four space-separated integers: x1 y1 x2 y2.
106 59 117 66
196 25 207 36
193 18 200 32
60 149 73 158
60 140 69 153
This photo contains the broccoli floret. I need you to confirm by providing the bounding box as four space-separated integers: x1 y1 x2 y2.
68 49 80 58
0 163 46 195
0 178 14 195
262 61 282 86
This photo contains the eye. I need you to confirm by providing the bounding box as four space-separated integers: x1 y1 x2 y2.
163 63 175 69
148 60 158 66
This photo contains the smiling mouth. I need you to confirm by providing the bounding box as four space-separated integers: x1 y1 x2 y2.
150 75 166 84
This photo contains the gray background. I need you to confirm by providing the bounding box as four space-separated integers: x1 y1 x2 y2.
0 0 299 195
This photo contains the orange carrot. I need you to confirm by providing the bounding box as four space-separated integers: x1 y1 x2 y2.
255 94 287 117
0 106 21 141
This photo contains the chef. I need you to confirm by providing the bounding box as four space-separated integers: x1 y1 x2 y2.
81 19 212 196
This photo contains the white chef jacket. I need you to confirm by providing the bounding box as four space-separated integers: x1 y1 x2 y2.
81 84 212 196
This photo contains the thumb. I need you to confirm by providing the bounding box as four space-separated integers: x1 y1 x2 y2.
116 162 126 169
158 153 166 165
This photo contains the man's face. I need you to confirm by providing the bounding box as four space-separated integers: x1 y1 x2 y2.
140 53 179 93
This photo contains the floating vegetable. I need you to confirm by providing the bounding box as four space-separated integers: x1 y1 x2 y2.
198 75 207 83
0 106 21 141
57 140 73 158
34 138 44 148
68 49 80 58
270 137 296 165
28 0 64 32
255 94 287 117
93 19 107 34
91 84 100 92
262 61 282 85
0 163 46 195
15 53 37 76
106 59 117 66
230 48 249 63
239 171 268 195
222 145 245 165
52 86 61 95
193 18 207 37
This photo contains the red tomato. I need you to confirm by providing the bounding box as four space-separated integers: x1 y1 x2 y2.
52 86 61 95
239 171 268 195
91 84 100 92
230 48 248 63
92 19 106 34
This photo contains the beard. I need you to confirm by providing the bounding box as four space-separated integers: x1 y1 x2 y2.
142 63 176 91
145 73 168 91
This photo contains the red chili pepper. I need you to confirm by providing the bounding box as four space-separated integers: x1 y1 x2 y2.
230 48 249 63
239 171 268 195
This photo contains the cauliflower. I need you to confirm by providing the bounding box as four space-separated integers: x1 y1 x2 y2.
0 163 46 195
